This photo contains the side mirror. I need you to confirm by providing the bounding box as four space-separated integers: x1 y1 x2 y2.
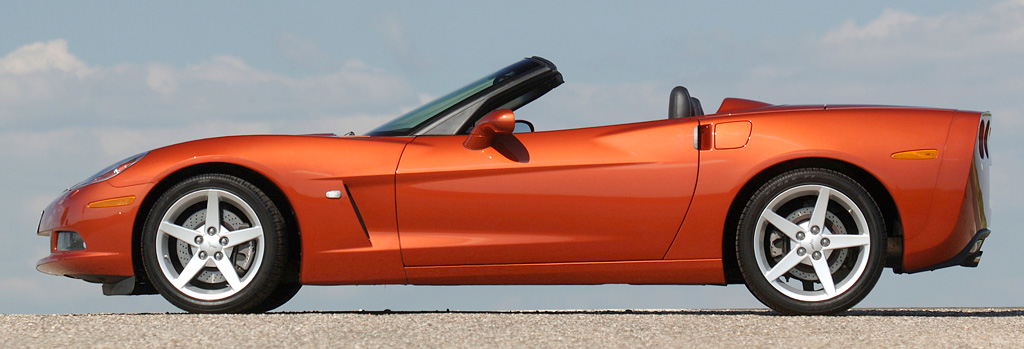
514 120 535 133
464 109 515 150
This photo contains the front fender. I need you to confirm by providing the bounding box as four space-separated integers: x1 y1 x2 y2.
109 135 414 284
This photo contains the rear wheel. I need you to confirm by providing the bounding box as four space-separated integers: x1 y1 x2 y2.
142 174 298 313
736 168 886 315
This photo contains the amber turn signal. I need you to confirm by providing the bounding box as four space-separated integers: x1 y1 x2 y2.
87 196 136 208
891 149 938 160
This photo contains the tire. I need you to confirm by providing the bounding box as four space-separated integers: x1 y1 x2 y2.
141 174 297 313
253 282 303 313
736 168 886 315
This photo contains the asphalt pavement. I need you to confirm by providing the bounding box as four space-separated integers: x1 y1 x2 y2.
2 308 1022 348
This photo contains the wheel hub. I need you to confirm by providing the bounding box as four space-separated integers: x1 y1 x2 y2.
175 209 255 284
768 207 848 281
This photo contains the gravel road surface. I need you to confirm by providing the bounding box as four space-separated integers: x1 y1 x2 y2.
3 308 1021 348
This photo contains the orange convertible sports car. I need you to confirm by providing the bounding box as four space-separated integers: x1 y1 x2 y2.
37 57 992 315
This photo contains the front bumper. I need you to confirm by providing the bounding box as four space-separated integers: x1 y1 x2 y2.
36 181 150 283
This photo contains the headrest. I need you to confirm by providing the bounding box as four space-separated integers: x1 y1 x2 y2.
669 86 692 119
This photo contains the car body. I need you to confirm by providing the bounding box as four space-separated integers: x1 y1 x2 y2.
37 57 992 314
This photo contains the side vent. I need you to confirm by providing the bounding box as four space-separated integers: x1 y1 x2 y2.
344 184 370 239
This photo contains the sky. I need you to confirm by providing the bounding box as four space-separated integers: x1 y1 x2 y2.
1 1 1021 314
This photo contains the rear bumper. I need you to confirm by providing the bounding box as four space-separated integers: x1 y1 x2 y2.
904 229 989 273
902 113 991 273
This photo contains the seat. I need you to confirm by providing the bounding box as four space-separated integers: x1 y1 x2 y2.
669 86 692 119
691 96 704 116
669 86 705 119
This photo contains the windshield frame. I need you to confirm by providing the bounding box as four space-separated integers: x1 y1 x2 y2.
365 58 548 137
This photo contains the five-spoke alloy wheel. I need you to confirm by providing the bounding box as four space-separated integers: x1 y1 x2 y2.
142 174 297 313
737 168 886 315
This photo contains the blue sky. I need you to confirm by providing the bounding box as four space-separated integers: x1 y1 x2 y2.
1 1 1021 314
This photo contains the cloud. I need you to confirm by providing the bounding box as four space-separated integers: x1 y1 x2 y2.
822 9 921 43
818 2 1024 66
185 55 274 85
0 42 418 132
0 39 92 77
146 63 178 94
275 33 339 73
375 13 429 74
0 40 95 104
702 1 1024 112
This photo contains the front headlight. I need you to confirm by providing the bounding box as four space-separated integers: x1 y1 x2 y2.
71 152 148 189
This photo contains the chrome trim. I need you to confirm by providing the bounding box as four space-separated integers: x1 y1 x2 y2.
693 126 700 150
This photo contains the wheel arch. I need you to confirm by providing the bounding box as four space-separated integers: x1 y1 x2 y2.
721 157 901 284
130 162 302 289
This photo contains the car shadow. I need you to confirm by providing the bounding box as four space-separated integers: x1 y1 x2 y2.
109 308 1024 317
492 134 529 163
257 308 1024 318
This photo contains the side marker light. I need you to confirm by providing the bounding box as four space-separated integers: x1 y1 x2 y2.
87 196 136 208
891 149 938 160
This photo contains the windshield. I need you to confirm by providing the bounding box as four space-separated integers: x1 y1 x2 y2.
366 59 541 136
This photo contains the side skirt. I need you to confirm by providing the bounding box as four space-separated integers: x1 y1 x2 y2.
405 259 725 285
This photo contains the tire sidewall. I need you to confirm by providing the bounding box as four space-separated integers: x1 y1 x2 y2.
737 168 886 315
141 174 286 313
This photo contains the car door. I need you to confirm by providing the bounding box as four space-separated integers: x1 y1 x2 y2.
395 118 700 266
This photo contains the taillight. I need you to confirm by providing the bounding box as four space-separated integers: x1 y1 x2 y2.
978 119 990 159
978 118 987 158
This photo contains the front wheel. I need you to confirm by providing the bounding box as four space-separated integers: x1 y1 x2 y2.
141 174 297 313
736 168 886 315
